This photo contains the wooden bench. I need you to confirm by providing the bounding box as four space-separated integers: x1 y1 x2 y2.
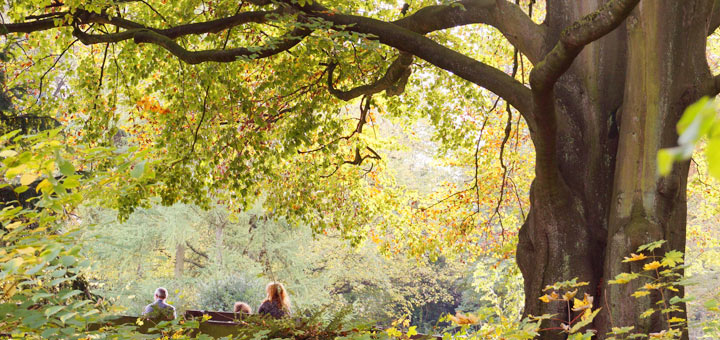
90 310 441 339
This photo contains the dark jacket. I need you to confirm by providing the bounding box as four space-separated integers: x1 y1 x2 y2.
257 301 289 319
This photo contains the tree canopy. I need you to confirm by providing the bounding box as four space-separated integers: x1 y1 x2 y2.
4 0 720 339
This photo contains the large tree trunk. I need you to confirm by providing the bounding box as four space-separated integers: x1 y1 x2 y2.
516 1 713 339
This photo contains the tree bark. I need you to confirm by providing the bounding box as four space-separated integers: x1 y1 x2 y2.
517 1 714 339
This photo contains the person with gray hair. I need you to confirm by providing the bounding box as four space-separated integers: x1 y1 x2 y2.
142 287 176 321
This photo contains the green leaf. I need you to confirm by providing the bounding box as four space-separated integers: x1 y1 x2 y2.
704 299 719 311
60 255 76 267
661 250 684 268
131 161 145 179
58 290 82 300
657 148 680 176
58 158 75 176
58 311 77 323
26 262 45 275
706 137 720 179
1 258 24 275
638 240 666 252
677 96 715 137
669 295 694 305
44 305 65 317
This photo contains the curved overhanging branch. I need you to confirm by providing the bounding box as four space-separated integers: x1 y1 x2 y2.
73 26 312 64
528 0 639 188
3 0 536 124
1 8 280 36
530 0 640 93
393 0 546 64
294 4 533 120
327 53 413 101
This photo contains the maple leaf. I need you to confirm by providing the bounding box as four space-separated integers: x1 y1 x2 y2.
622 253 648 262
572 293 594 312
643 261 662 271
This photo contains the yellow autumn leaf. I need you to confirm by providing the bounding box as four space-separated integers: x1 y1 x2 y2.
623 253 648 262
643 283 662 290
581 308 593 321
668 317 685 323
20 173 38 186
649 330 666 338
5 221 22 230
640 309 655 318
643 261 662 271
36 178 53 194
563 289 578 301
452 312 479 325
572 293 594 312
0 150 17 158
539 294 551 303
632 290 650 298
15 247 36 255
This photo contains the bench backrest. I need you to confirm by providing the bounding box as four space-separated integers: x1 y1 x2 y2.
185 309 245 322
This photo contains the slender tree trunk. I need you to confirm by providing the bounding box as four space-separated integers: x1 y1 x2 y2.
216 222 224 265
516 1 714 339
175 243 185 278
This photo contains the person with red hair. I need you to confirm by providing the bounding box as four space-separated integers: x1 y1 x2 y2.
257 282 291 318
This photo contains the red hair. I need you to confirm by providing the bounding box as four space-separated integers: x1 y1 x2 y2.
262 282 291 311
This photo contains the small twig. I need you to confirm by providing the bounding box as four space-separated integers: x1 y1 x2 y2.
489 45 520 241
320 146 381 178
186 241 210 259
138 0 168 23
36 38 79 106
190 85 211 154
298 94 371 154
422 97 500 212
92 43 110 111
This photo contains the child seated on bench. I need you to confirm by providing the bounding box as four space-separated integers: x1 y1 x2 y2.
234 301 252 315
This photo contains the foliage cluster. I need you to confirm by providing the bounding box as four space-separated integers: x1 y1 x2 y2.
78 201 482 332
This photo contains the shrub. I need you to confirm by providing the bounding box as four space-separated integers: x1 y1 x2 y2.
197 274 265 312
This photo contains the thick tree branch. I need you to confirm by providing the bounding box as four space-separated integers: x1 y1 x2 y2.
4 1 533 118
393 0 545 63
528 0 639 190
296 4 533 118
2 8 281 37
1 17 60 34
530 0 639 93
327 53 413 101
73 26 311 64
102 10 281 38
710 0 720 35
